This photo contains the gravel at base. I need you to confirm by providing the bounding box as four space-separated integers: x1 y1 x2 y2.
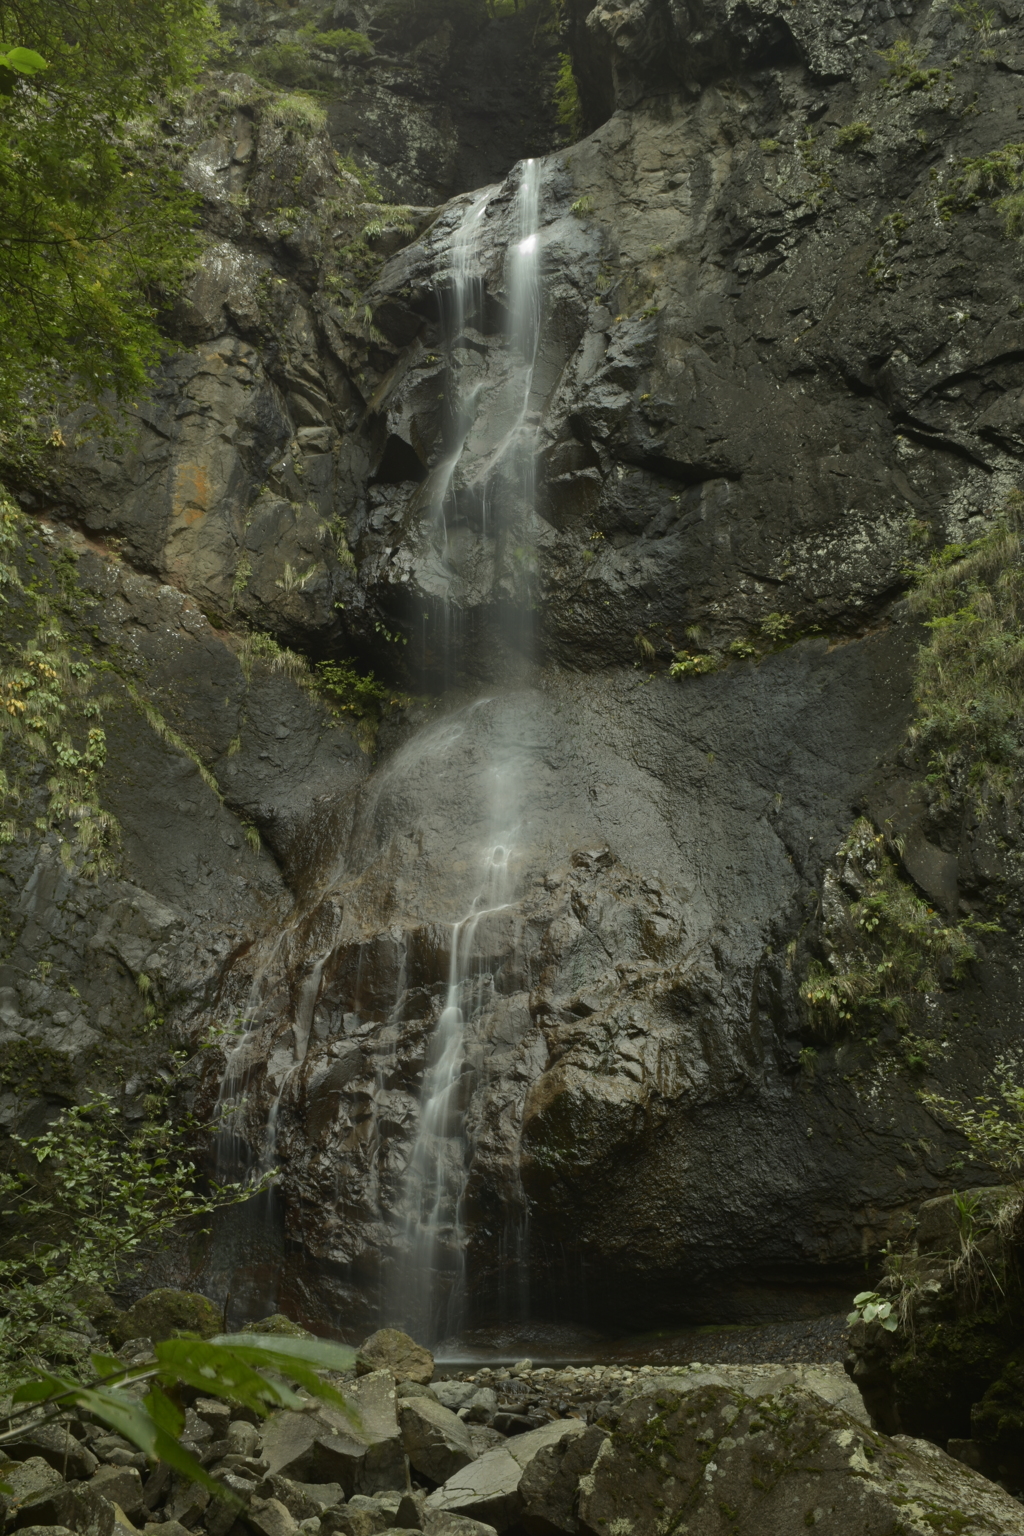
644 1312 851 1367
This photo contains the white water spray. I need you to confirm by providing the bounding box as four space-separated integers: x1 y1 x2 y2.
390 160 544 1345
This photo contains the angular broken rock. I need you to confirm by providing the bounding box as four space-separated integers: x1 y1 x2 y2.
421 1515 497 1536
398 1397 476 1484
262 1372 403 1496
431 1385 496 1426
576 1384 1024 1536
518 1425 607 1536
244 1497 300 1536
90 1467 146 1523
425 1420 588 1533
357 1330 433 1387
3 1425 98 1481
266 1477 345 1521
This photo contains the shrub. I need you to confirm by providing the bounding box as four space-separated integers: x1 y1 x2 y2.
836 121 874 149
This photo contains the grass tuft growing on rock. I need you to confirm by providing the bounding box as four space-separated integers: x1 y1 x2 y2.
907 504 1024 807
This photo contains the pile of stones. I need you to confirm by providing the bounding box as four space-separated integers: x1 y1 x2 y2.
4 1320 1024 1536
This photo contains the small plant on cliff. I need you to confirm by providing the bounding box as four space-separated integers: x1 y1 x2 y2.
907 502 1024 806
923 1066 1024 1191
835 121 874 150
848 1289 899 1330
799 819 995 1035
0 498 119 876
938 143 1024 235
878 37 942 91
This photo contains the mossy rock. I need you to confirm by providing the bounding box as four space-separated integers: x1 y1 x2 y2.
891 1306 1022 1444
972 1347 1024 1485
109 1287 222 1347
242 1312 312 1337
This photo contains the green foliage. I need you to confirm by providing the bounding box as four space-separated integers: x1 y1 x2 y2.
939 143 1024 235
554 53 581 141
906 508 1024 805
0 1331 356 1495
0 0 214 438
298 22 373 55
670 611 800 681
953 0 996 35
363 205 416 240
0 1088 265 1379
923 1067 1024 1189
570 194 593 217
669 648 720 677
314 658 388 719
878 37 942 91
237 629 310 683
266 90 328 133
835 121 874 149
759 137 783 154
0 495 119 876
848 1289 899 1331
799 819 994 1035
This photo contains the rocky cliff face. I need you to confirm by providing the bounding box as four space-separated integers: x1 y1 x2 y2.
5 0 1024 1338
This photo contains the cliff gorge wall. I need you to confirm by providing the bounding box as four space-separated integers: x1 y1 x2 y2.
4 0 1024 1337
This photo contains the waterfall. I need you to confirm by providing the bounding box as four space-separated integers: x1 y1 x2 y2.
388 160 544 1347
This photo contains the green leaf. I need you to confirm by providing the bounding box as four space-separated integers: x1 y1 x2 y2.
154 1337 303 1415
90 1353 127 1381
144 1383 185 1440
0 47 48 74
208 1333 359 1420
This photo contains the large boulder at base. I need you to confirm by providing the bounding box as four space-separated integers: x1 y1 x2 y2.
425 1420 589 1533
576 1384 1024 1536
357 1329 434 1386
109 1288 221 1347
399 1397 476 1483
518 1426 608 1536
261 1371 404 1495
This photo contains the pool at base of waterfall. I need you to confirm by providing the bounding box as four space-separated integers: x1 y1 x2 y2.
430 1312 850 1371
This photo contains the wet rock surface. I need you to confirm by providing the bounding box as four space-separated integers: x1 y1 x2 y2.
6 0 1024 1344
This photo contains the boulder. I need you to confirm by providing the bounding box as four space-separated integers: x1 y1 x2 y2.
244 1498 300 1536
576 1384 1024 1536
425 1421 589 1533
266 1478 345 1521
421 1516 497 1536
227 1422 262 1459
398 1398 475 1484
243 1314 313 1338
109 1289 221 1347
357 1331 433 1386
518 1426 607 1536
3 1426 98 1480
89 1469 145 1524
192 1399 233 1437
431 1385 496 1425
262 1372 403 1496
